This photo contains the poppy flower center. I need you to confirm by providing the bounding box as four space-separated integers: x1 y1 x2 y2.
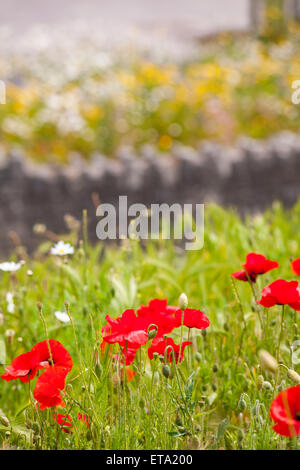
295 411 300 421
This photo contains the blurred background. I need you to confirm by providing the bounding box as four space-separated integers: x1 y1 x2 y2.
1 0 300 253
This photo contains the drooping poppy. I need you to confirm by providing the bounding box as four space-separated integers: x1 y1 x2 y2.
148 337 192 364
174 308 209 330
257 279 300 310
1 350 40 383
270 386 300 437
232 253 278 282
103 309 148 349
34 366 68 410
32 339 73 372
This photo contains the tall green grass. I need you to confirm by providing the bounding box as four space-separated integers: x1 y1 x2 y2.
1 201 300 450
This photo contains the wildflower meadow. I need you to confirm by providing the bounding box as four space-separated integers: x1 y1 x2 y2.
1 203 300 450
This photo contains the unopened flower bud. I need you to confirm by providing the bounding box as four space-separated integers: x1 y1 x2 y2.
262 381 273 391
287 369 300 384
148 328 157 340
178 293 188 310
259 350 278 374
257 375 264 391
0 415 10 427
238 397 247 412
162 364 171 379
5 329 15 344
195 352 202 362
65 383 73 393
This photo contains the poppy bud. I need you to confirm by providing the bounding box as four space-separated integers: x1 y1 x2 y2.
212 364 218 373
257 375 264 391
262 381 273 391
32 422 40 434
258 350 278 374
238 397 247 412
237 429 244 442
178 293 188 310
86 429 93 441
195 352 202 362
5 329 15 345
287 369 300 384
152 352 159 360
175 414 183 427
162 364 171 379
148 326 158 340
0 415 9 427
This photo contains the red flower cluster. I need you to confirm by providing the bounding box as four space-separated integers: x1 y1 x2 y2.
101 298 209 366
53 412 89 434
148 337 192 363
1 339 72 410
257 279 300 310
270 386 300 437
232 252 278 282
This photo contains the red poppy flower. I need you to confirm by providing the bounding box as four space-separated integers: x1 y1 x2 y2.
32 339 73 372
125 368 137 382
148 337 192 363
34 366 68 410
174 308 209 330
103 309 148 349
1 350 40 383
270 386 300 437
292 258 300 276
257 279 300 310
54 412 89 433
137 299 177 337
232 253 278 282
53 413 73 433
78 413 89 428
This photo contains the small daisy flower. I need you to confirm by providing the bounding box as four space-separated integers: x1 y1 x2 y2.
0 262 23 272
51 241 74 256
27 270 33 276
54 311 70 323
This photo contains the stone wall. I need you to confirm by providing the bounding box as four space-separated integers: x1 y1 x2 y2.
1 131 300 254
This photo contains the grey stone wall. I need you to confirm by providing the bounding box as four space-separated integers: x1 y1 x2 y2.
1 131 300 255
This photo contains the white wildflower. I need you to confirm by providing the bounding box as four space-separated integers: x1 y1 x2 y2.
50 241 74 256
0 262 22 272
54 311 70 323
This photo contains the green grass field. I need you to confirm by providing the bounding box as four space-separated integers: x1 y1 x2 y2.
1 202 300 450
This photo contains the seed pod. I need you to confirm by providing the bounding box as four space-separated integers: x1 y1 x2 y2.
162 364 171 379
287 369 300 384
259 350 278 374
178 293 188 310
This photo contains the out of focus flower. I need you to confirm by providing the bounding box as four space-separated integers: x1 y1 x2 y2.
257 279 300 310
51 241 74 256
54 311 70 323
232 253 278 282
0 262 23 272
270 386 300 437
6 292 15 314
